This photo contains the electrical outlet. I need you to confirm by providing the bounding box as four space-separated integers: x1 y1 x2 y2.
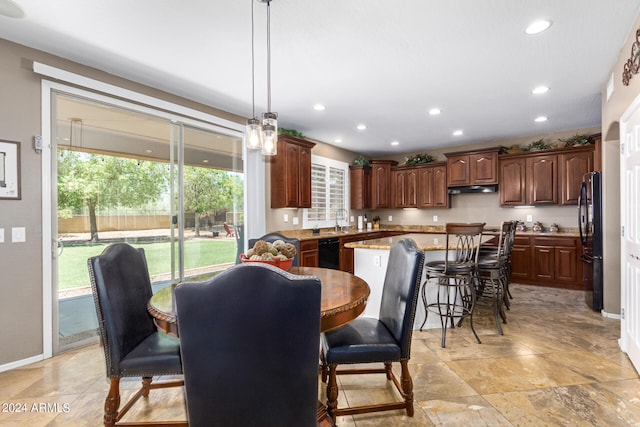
433 215 438 222
283 214 289 223
388 215 393 222
0 228 4 243
350 215 355 223
292 216 299 225
374 255 381 266
526 215 533 222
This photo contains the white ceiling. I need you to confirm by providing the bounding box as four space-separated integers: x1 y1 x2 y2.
1 0 640 156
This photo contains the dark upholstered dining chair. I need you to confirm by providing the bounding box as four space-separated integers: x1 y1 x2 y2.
248 232 300 266
87 243 185 427
320 238 425 419
174 263 321 427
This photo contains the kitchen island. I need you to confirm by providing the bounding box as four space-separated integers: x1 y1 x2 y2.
345 233 479 330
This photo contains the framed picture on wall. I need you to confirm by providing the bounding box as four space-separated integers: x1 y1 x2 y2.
0 140 21 200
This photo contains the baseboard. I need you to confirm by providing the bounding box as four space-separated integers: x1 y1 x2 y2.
601 310 621 320
0 354 44 373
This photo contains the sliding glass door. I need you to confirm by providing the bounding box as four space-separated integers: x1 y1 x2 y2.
52 93 244 352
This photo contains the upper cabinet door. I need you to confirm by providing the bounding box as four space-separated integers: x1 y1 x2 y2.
446 155 470 186
370 160 397 209
499 157 527 206
559 148 594 205
270 135 315 208
470 152 498 184
527 154 558 205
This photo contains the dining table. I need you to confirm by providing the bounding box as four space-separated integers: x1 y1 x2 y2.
146 265 371 427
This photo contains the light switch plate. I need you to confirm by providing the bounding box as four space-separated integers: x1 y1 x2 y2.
292 216 299 225
12 227 26 243
388 215 393 222
0 228 4 243
283 214 289 223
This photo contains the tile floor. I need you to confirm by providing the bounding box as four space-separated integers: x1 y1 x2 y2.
1 284 639 426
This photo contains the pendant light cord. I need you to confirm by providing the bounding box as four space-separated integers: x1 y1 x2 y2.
266 0 271 113
251 0 257 119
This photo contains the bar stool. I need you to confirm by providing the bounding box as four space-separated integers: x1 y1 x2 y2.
475 221 514 334
420 222 485 347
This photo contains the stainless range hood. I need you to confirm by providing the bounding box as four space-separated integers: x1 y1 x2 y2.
448 184 498 194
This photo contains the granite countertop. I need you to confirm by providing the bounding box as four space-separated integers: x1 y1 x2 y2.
343 233 502 251
276 225 579 242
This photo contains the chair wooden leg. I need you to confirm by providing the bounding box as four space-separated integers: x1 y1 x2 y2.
384 362 393 380
104 378 120 427
400 360 414 416
326 365 339 418
141 377 152 397
320 351 328 383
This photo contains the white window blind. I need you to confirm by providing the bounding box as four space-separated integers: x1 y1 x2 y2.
303 156 349 229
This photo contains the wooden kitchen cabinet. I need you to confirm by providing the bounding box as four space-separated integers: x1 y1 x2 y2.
299 239 319 267
445 147 500 187
500 153 558 206
392 167 418 208
270 135 315 208
559 146 594 205
391 162 448 209
499 145 594 207
417 163 448 208
509 235 582 289
369 160 397 209
499 153 558 206
349 164 371 209
510 236 532 281
527 154 558 205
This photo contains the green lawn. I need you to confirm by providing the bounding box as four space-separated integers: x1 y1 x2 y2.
58 239 237 290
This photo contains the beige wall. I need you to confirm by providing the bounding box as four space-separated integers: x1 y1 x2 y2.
599 10 640 315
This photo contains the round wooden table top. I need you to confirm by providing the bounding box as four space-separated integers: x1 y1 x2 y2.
147 266 370 335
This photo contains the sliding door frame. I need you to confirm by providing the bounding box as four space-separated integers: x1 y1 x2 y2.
39 63 266 358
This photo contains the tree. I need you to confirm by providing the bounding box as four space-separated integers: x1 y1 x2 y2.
58 150 168 241
183 166 244 236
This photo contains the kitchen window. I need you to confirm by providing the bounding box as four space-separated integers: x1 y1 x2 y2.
303 155 349 229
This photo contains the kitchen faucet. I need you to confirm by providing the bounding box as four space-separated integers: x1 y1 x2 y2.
335 209 348 233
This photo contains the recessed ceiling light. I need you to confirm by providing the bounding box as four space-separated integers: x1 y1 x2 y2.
391 141 400 146
145 149 153 154
0 0 25 18
534 116 548 122
532 86 549 94
357 124 367 130
202 159 209 163
453 130 463 136
525 19 552 35
334 138 342 143
428 108 442 116
313 104 326 111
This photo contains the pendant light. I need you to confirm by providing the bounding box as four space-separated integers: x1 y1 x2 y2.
246 0 278 156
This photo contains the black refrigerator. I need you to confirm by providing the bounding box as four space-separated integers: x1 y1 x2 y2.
578 171 603 311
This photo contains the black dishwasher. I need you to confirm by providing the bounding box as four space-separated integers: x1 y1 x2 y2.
318 238 340 270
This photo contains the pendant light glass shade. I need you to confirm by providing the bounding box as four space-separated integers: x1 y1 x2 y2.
262 111 278 137
261 123 277 155
246 118 263 150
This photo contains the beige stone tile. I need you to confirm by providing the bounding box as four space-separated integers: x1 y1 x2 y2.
447 354 592 394
419 395 512 426
542 350 639 383
484 381 640 426
411 363 478 401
